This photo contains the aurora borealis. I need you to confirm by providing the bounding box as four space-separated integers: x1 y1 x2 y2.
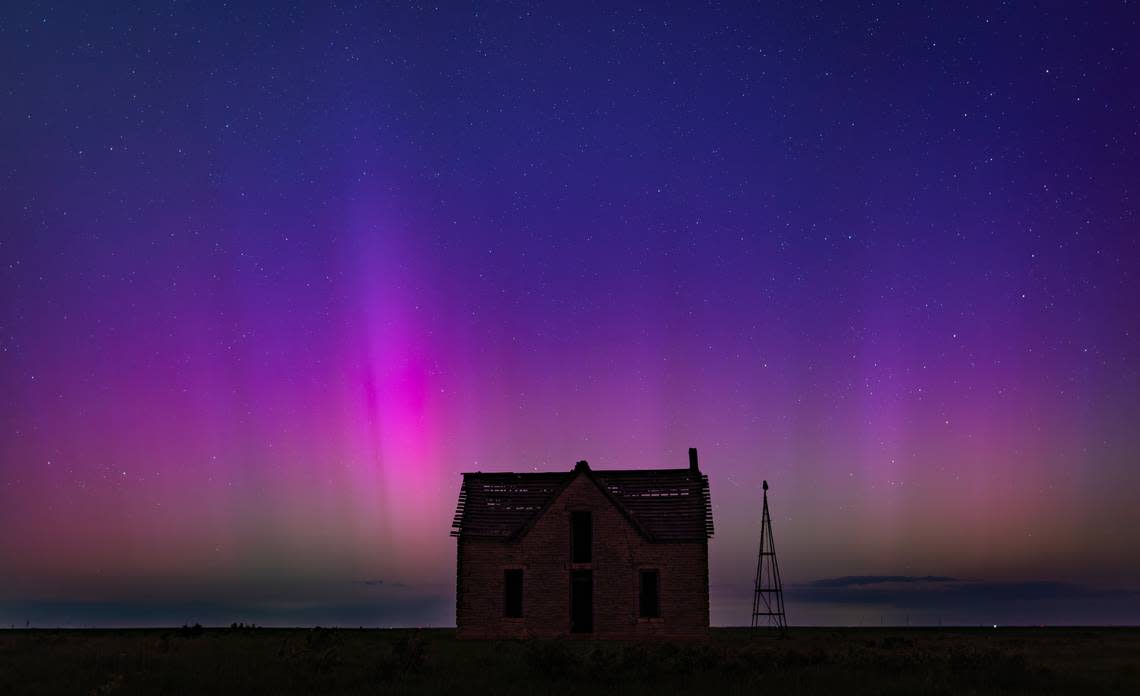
2 2 1139 627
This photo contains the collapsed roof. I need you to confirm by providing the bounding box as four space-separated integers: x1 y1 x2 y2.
451 459 714 542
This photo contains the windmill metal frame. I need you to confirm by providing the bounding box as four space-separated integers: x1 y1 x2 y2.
751 480 787 632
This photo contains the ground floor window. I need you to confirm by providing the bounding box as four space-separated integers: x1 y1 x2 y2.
504 569 523 617
639 569 660 618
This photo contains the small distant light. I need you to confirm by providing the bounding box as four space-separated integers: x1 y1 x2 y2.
993 624 998 629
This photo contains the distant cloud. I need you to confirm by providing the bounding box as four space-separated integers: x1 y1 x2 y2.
806 575 958 588
790 576 1140 609
353 579 409 589
0 596 453 629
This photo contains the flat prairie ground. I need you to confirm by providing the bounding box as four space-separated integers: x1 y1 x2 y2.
1 626 1137 695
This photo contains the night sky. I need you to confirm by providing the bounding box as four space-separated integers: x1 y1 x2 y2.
2 2 1139 628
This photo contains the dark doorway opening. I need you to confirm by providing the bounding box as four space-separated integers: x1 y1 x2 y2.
570 570 593 632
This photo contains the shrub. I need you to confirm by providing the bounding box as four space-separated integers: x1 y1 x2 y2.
523 639 579 680
582 643 620 683
377 632 430 681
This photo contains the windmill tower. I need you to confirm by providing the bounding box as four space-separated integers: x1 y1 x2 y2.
751 480 787 632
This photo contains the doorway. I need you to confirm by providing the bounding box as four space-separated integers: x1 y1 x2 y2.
570 570 593 633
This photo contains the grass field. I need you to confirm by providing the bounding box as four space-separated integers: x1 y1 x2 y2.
1 626 1137 695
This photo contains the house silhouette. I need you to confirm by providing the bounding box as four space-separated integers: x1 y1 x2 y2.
451 448 714 638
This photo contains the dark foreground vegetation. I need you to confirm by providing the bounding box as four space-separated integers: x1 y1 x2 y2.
1 626 1137 695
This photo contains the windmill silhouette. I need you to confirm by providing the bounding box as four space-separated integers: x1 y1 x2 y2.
751 480 787 632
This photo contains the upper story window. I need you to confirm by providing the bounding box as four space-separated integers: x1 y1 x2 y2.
571 511 592 563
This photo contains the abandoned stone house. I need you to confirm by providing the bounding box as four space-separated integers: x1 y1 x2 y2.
450 448 714 638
